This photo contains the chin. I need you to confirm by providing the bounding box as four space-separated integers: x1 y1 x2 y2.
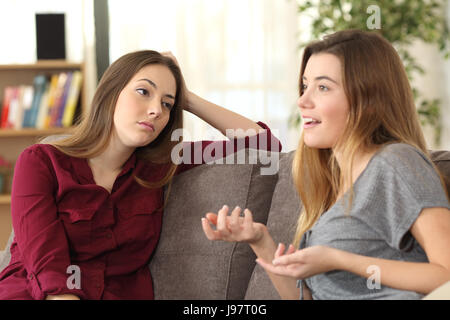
303 138 332 150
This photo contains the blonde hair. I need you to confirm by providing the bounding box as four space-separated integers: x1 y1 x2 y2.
44 50 187 203
292 30 449 247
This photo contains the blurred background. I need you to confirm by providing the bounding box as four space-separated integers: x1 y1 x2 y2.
0 0 449 152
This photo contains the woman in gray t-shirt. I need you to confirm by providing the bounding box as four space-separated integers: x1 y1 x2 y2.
201 30 450 300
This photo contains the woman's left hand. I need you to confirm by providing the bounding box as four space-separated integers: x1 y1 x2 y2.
256 244 341 280
161 51 191 111
161 51 180 67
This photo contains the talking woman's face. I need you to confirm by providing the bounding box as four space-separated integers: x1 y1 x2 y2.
112 64 176 149
297 53 350 149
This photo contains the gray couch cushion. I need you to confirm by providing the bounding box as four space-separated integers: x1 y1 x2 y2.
244 151 301 299
430 150 450 193
0 231 14 273
149 150 279 299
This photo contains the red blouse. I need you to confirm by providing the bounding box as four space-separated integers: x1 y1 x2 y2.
0 122 280 300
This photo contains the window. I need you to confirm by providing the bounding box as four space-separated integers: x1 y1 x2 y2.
108 0 302 150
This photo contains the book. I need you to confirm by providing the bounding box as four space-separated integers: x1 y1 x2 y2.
14 85 34 129
24 75 47 128
48 72 68 127
36 83 50 129
62 70 82 128
6 87 19 129
56 71 73 127
0 86 14 128
43 74 61 128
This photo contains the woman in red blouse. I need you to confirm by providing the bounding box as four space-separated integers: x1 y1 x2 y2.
0 50 280 300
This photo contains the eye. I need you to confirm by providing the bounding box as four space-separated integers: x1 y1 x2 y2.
136 88 149 96
301 83 307 94
162 102 173 110
319 85 329 91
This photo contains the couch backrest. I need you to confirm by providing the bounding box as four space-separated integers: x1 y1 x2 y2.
149 150 280 299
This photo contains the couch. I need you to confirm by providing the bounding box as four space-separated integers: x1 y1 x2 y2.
1 148 450 299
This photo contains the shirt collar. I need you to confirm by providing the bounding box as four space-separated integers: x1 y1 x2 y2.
72 152 137 184
118 151 137 177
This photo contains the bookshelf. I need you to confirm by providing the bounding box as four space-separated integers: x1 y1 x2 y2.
0 60 87 250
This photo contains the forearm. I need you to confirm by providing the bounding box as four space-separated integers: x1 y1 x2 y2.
337 250 450 294
186 91 263 137
249 227 299 300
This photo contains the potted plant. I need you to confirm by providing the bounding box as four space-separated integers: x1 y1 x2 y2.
290 0 449 146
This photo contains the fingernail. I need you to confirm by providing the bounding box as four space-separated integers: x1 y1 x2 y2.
272 260 278 265
235 206 241 210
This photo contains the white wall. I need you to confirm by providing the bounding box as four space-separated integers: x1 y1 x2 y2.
0 0 83 63
0 0 97 107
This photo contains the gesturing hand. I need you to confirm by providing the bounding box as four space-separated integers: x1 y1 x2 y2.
201 205 265 244
256 243 340 280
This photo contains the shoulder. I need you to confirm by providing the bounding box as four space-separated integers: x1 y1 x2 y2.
20 143 67 162
364 143 447 201
371 143 434 174
17 144 74 174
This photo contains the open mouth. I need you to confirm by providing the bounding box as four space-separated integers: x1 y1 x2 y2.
303 117 322 125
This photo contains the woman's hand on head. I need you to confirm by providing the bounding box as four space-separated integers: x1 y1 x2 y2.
160 51 191 111
161 51 180 68
201 205 265 244
255 244 341 280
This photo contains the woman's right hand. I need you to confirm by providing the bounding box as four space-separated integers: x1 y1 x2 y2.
201 205 265 244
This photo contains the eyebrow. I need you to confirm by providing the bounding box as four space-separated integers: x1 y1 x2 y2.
137 78 176 100
302 75 339 85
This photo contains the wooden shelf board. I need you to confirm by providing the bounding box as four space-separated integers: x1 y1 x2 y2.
0 127 72 138
0 194 11 205
0 61 82 71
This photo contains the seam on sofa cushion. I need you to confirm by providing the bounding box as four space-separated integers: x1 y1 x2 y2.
225 156 279 299
224 162 254 299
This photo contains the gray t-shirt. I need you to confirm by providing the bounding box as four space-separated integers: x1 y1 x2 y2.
298 143 450 300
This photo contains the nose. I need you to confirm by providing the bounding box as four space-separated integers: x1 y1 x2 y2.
297 89 313 110
147 99 162 118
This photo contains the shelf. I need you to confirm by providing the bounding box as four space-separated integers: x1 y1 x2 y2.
0 61 83 71
0 127 72 138
0 195 11 205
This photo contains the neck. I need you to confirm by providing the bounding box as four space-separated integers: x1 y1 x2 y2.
88 136 135 174
332 146 378 195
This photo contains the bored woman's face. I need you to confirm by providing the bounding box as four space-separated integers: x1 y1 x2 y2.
112 64 176 149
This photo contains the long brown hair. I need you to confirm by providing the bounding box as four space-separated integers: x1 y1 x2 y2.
292 30 449 247
46 50 186 192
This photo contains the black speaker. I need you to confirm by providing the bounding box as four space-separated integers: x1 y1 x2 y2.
35 13 66 60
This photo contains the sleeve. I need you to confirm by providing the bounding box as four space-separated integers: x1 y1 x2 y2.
11 148 86 300
365 146 450 251
175 121 282 174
